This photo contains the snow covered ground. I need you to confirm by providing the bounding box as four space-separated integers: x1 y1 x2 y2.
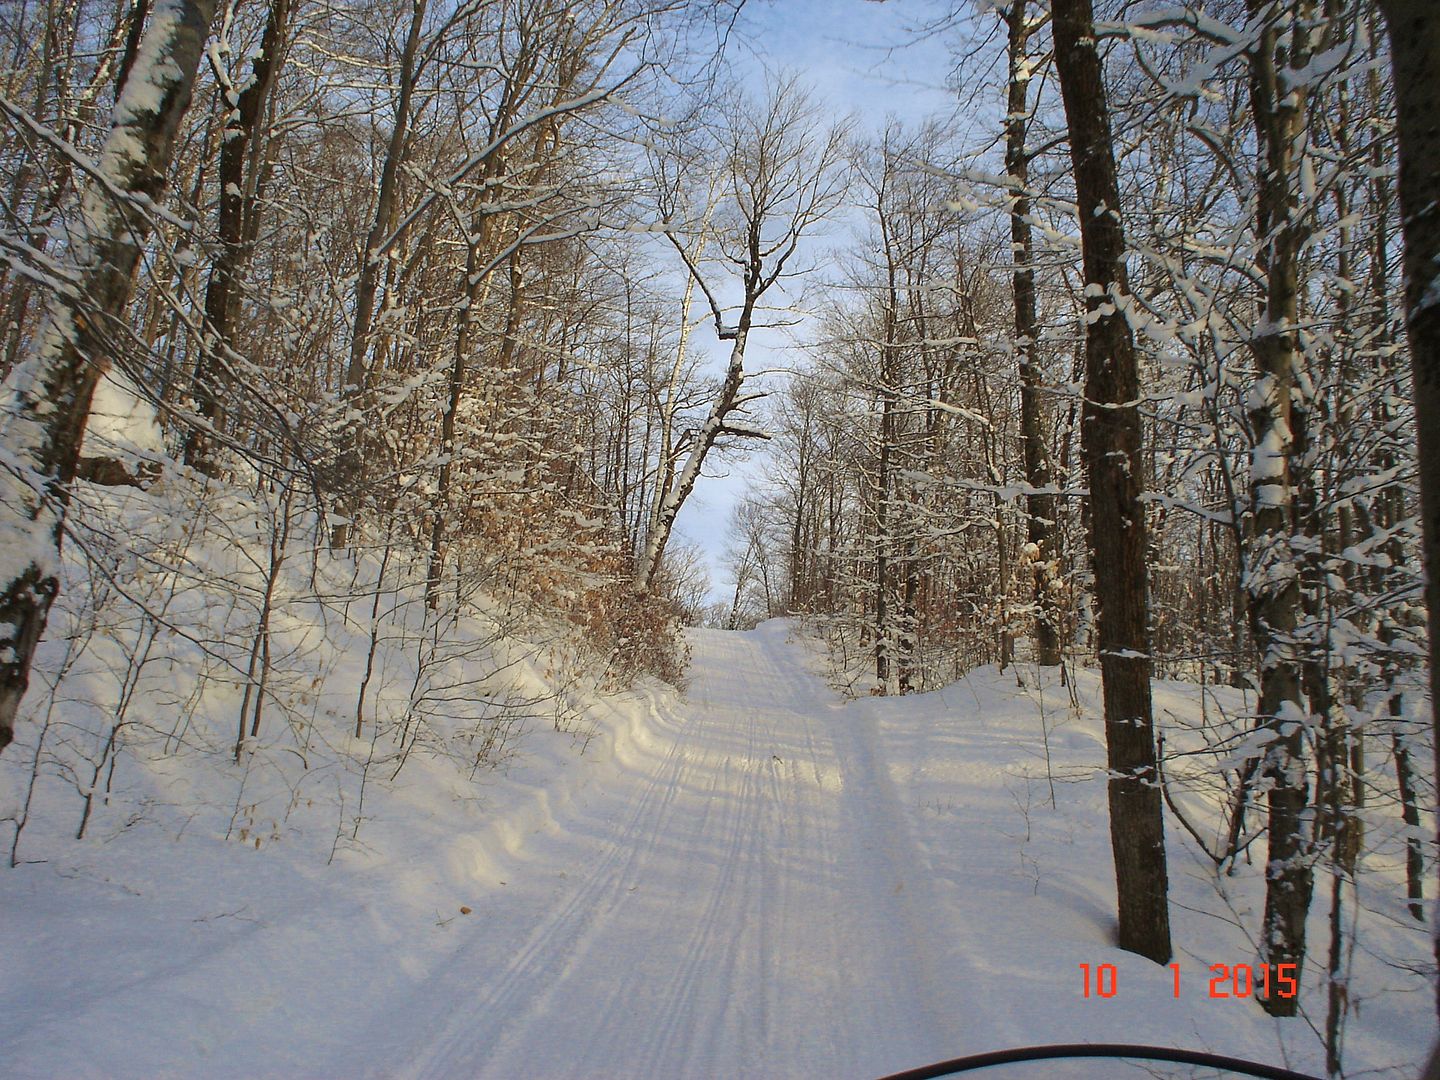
0 619 1430 1078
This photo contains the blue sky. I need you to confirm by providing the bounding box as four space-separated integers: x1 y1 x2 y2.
669 0 968 605
733 0 961 124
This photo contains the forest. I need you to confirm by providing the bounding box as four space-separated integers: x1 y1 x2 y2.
0 0 1436 1076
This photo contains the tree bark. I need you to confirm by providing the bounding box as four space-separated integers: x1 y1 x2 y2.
347 0 427 395
642 219 710 579
185 0 291 473
1051 0 1172 965
1244 0 1316 1017
1376 0 1440 1023
327 0 427 548
874 226 900 690
1005 0 1061 667
0 0 216 755
876 371 894 688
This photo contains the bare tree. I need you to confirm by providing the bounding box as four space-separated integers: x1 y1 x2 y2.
635 75 850 595
344 0 427 399
422 0 651 608
1243 0 1317 1017
327 0 426 548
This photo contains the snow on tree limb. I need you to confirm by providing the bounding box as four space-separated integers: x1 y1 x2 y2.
0 0 216 754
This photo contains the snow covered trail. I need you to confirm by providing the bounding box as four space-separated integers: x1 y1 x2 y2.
5 620 1426 1078
384 622 954 1080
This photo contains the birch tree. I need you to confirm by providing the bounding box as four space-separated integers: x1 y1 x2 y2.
0 0 215 755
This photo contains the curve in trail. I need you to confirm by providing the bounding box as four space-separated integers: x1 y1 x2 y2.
390 622 954 1080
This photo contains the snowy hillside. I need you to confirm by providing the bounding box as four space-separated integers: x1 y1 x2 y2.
0 619 1427 1078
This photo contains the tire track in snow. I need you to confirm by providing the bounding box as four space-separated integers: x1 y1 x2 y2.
395 693 701 1080
618 715 768 1076
831 693 953 1056
753 626 953 1066
389 624 955 1078
493 687 786 1075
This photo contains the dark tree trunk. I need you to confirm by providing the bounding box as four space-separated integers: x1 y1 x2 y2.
1051 0 1172 965
1376 0 1440 1022
426 214 501 609
0 0 216 755
185 0 291 473
899 537 918 694
1005 0 1061 667
329 0 429 549
876 354 895 690
347 0 427 394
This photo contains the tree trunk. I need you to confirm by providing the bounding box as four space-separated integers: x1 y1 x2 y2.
0 0 216 755
1392 726 1425 920
635 306 754 595
329 0 428 548
185 0 292 473
646 201 713 572
1245 0 1316 1017
426 215 503 608
1376 0 1440 1022
1005 0 1061 667
346 0 426 394
876 380 893 690
1051 0 1172 965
